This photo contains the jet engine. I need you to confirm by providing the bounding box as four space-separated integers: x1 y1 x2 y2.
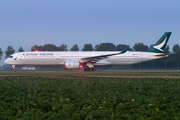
64 60 81 69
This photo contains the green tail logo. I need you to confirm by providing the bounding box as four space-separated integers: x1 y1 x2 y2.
147 32 172 53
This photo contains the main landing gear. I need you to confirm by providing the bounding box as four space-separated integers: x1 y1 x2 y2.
83 63 96 71
84 67 96 71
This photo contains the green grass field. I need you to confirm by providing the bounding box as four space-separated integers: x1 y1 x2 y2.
0 70 180 78
1 71 180 119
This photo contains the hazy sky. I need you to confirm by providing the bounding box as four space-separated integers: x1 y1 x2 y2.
0 0 180 65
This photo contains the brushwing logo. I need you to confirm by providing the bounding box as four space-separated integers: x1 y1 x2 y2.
153 36 167 52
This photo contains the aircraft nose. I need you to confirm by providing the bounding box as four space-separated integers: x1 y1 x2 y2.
4 59 9 64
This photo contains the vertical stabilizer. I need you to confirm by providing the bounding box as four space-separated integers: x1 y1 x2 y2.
147 32 172 53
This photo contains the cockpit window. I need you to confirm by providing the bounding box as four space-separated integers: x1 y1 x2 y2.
9 56 13 58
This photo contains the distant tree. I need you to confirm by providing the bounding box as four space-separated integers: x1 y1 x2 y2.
0 48 3 61
133 42 149 51
95 43 116 51
42 44 58 51
31 44 58 51
31 45 38 51
5 45 15 58
116 44 131 51
172 44 180 69
164 45 170 53
18 46 24 52
58 44 68 51
128 48 133 51
172 44 180 53
70 44 79 51
94 44 100 51
82 44 93 51
31 45 42 51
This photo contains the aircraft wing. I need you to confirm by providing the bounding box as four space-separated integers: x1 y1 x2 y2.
79 48 129 63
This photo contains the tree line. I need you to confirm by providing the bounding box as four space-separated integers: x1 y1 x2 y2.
1 43 180 69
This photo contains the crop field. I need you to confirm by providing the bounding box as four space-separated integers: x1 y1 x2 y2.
1 71 180 119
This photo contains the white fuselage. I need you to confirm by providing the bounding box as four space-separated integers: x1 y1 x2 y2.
4 51 165 66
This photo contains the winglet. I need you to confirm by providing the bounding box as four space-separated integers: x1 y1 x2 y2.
116 48 129 55
120 47 129 54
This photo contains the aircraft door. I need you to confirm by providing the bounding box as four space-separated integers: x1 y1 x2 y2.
56 54 60 60
139 54 143 60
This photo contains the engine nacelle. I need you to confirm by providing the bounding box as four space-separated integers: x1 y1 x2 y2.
64 60 80 69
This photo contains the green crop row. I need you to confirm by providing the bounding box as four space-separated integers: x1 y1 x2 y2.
1 77 180 119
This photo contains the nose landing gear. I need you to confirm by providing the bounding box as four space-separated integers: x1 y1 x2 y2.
12 65 16 72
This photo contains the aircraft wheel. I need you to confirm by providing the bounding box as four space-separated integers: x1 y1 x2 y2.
84 67 96 71
92 68 96 71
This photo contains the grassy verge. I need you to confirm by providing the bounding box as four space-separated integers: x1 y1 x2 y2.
1 77 180 119
0 70 180 77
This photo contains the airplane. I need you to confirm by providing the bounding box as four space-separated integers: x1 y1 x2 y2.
4 32 172 71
